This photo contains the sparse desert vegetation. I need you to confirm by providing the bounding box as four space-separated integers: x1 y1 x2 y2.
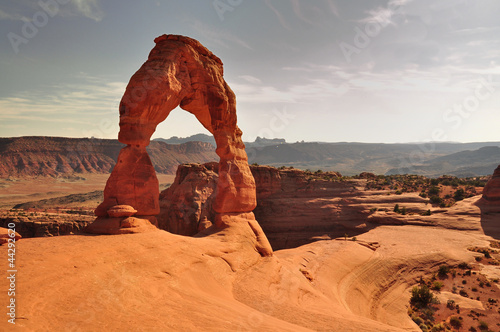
408 260 500 331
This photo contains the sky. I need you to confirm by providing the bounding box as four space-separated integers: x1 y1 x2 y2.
0 0 499 143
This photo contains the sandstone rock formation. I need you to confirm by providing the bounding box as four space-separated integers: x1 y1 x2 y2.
482 165 500 201
91 35 272 255
159 163 365 249
159 163 218 235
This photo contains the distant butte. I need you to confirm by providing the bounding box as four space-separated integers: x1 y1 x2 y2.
87 35 273 256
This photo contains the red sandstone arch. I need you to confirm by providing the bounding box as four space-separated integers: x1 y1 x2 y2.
91 35 272 256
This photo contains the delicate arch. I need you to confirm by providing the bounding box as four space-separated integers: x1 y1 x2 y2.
93 35 272 256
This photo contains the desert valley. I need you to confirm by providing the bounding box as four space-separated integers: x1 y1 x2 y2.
1 135 500 331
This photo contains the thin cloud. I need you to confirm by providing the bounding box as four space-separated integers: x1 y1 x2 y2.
60 0 104 22
289 0 315 25
326 0 340 17
0 8 29 21
358 0 412 26
0 75 125 121
73 0 104 21
239 75 262 84
230 77 349 104
264 0 292 30
359 7 396 26
0 0 104 22
0 114 91 124
265 0 340 29
190 20 252 50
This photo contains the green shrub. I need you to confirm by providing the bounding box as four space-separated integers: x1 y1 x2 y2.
432 281 444 291
438 265 450 278
430 196 443 205
449 316 462 328
411 285 434 308
419 323 429 331
458 262 471 269
431 323 445 332
454 188 465 201
478 321 488 330
412 316 424 325
429 186 440 195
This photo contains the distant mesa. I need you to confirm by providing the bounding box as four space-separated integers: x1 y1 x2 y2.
2 136 500 179
154 134 286 148
88 34 273 256
155 133 216 146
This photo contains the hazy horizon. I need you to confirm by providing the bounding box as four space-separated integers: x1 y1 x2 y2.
2 132 500 146
1 1 499 144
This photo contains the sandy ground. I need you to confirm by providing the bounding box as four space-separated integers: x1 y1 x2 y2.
1 196 499 331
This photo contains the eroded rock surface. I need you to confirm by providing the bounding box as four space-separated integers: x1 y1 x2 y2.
159 163 358 249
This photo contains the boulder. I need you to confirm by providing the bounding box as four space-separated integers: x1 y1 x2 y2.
483 165 500 201
107 205 138 218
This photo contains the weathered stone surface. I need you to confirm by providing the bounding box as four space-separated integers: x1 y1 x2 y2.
158 163 218 235
483 165 500 201
0 227 21 245
90 35 271 255
107 205 137 218
95 145 159 217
